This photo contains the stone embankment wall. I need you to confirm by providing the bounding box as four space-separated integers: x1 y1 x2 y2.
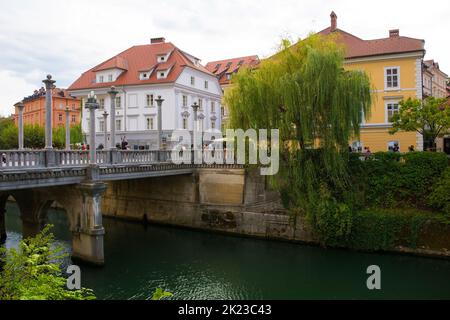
101 168 450 259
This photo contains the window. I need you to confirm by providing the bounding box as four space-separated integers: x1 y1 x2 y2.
386 102 399 122
385 67 400 89
99 120 105 132
99 98 105 109
221 106 225 116
146 117 154 130
190 76 195 86
210 101 215 113
99 75 104 83
108 74 113 82
71 115 76 123
116 97 121 108
198 99 203 109
72 103 76 110
116 119 122 131
182 95 188 107
204 81 208 89
182 118 188 130
211 120 216 129
159 72 165 78
146 94 154 107
226 74 231 80
58 113 63 122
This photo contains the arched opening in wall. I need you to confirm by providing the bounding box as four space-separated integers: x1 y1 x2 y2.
38 200 73 267
39 200 72 242
1 195 23 246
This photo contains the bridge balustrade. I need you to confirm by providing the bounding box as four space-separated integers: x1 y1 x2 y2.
0 150 45 168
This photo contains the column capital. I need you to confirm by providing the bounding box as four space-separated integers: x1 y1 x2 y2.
42 74 56 88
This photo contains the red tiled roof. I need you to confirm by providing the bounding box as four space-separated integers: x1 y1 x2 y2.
93 56 128 72
317 27 425 59
69 42 214 90
205 55 260 85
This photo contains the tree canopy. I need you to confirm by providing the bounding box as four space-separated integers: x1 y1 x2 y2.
389 97 450 150
224 35 373 227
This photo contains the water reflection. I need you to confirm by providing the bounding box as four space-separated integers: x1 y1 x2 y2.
4 202 450 300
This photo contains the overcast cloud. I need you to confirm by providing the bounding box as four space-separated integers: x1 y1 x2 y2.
0 0 449 115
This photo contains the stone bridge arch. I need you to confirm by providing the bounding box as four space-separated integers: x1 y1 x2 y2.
0 182 107 265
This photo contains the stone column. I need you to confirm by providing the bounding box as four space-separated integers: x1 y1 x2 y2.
85 92 99 165
73 182 107 265
42 75 55 149
65 107 71 150
155 96 164 151
107 86 118 150
15 102 25 150
191 102 201 164
102 111 108 149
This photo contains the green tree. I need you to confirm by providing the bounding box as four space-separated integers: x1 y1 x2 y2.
224 35 372 241
0 225 95 300
389 97 450 151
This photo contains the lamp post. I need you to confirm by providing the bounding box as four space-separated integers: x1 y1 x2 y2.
65 106 71 150
107 86 118 150
85 91 99 164
42 74 55 149
155 96 164 151
102 110 109 149
15 102 25 150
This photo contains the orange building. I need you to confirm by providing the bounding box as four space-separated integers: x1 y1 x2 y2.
15 87 81 128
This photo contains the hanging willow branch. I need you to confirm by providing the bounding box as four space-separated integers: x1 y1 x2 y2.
224 34 373 219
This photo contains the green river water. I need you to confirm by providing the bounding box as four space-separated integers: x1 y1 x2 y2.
3 202 450 300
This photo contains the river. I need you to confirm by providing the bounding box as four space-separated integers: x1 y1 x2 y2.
3 202 450 300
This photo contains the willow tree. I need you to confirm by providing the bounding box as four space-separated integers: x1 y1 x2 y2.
224 35 372 238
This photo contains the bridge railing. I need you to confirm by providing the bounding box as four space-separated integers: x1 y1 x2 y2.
55 150 90 166
0 150 46 169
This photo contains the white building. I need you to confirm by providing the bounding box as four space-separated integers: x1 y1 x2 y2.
68 37 222 149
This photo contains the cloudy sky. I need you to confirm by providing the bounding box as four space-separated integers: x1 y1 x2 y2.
0 0 448 115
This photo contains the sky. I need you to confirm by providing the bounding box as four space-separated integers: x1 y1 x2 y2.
0 0 449 116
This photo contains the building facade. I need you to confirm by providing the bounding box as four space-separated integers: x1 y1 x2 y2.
15 88 80 128
68 38 222 150
318 12 426 152
205 55 260 129
423 60 450 153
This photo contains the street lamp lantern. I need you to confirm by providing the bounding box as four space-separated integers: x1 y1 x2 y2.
85 92 99 164
155 96 164 151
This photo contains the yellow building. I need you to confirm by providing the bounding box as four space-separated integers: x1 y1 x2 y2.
319 12 426 152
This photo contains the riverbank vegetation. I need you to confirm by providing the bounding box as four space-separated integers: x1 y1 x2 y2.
0 225 95 300
224 35 450 251
0 116 83 150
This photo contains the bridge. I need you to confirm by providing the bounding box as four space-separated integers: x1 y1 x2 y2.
0 75 242 265
0 148 241 265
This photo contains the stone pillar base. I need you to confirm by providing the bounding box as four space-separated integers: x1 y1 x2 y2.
22 219 42 239
72 228 105 266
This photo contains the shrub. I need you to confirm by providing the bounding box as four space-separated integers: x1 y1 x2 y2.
354 152 448 208
428 167 450 214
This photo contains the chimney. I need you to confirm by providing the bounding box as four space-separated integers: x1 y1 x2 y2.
389 29 399 38
151 37 165 44
330 11 337 31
